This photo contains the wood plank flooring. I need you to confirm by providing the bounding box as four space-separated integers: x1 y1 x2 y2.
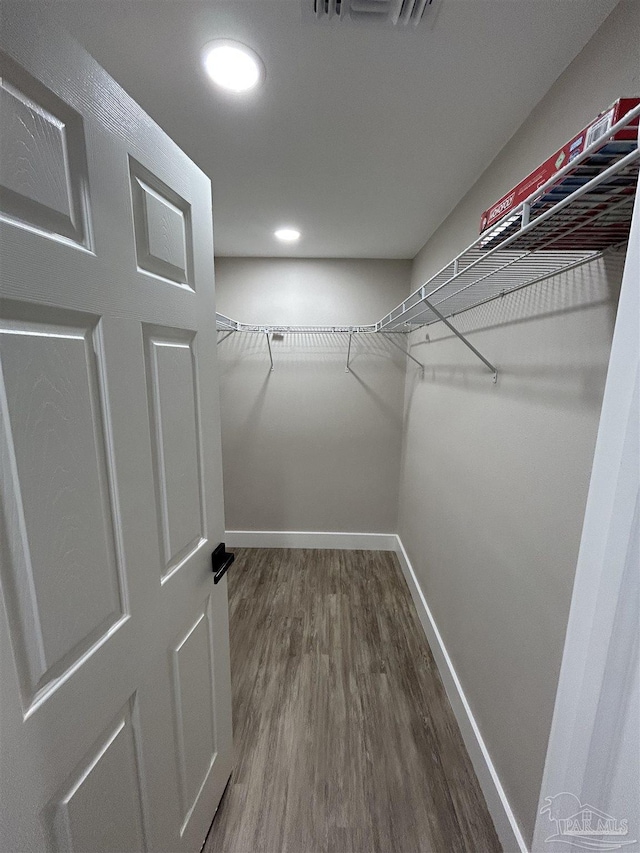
204 549 501 853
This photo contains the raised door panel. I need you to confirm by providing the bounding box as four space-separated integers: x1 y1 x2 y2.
49 697 147 852
129 158 194 289
0 50 91 247
0 304 126 712
172 599 218 838
143 327 206 583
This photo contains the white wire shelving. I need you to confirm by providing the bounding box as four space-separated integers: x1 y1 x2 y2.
217 103 640 377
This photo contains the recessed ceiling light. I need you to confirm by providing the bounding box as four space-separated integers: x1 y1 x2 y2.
202 40 265 93
274 227 301 242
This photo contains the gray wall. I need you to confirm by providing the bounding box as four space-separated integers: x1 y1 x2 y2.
215 258 410 533
214 1 638 842
397 0 639 845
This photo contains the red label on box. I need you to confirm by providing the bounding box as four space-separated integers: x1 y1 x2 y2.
479 97 640 233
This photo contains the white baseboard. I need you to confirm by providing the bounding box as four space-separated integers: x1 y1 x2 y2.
393 535 528 853
225 530 398 551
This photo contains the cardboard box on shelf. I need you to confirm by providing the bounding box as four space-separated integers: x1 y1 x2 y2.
479 97 640 234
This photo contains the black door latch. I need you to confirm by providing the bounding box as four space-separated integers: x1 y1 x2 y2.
212 542 234 584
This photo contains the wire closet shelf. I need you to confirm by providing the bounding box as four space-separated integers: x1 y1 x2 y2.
217 102 640 339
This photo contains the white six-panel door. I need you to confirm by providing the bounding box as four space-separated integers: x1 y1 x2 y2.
0 8 233 852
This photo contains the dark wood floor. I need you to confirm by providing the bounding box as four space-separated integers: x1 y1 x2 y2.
204 548 501 853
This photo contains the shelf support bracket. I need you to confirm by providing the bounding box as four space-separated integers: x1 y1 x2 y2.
423 298 498 383
217 330 234 345
384 333 424 372
264 330 274 371
345 332 353 373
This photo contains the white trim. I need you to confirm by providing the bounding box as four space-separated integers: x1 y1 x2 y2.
225 530 398 551
394 535 528 853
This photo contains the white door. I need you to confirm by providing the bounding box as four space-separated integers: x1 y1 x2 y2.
0 9 233 853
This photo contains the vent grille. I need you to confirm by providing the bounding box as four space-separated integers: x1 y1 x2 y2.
312 0 433 26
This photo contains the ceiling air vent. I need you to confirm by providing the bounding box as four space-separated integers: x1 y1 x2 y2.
312 0 433 27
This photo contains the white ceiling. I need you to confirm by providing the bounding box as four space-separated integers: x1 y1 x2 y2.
48 0 618 258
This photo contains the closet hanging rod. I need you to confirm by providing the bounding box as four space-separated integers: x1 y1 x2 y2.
216 103 639 337
216 315 380 334
380 103 640 331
